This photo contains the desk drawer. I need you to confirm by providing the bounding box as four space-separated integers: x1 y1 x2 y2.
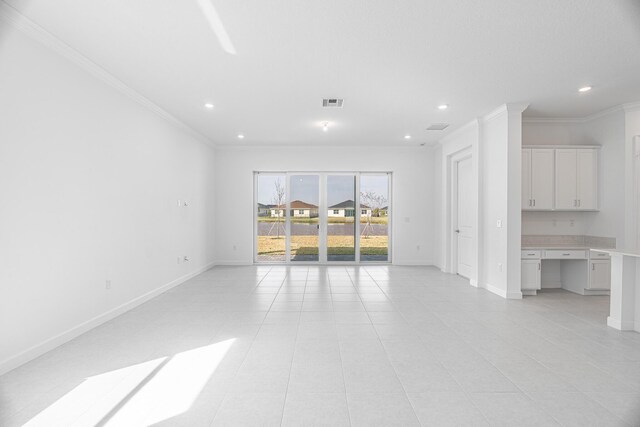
543 250 587 259
590 250 611 260
521 250 541 259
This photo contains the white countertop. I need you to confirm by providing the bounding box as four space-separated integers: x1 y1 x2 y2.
592 248 640 258
522 246 595 250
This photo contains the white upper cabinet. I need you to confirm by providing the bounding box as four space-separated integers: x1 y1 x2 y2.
555 149 579 210
576 149 598 210
530 149 554 210
522 149 531 209
555 148 598 210
522 146 598 211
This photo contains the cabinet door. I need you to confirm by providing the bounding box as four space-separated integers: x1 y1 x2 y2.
555 149 577 210
530 149 554 210
521 259 541 290
589 260 611 290
577 149 597 210
522 149 532 209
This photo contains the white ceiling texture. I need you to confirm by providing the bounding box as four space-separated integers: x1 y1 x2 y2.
3 0 640 146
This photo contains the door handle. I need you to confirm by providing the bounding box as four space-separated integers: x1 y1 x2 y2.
529 199 532 207
455 229 460 233
533 199 536 207
578 199 581 207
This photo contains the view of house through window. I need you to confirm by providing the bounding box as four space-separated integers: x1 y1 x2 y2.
255 172 391 263
256 174 286 262
360 174 390 262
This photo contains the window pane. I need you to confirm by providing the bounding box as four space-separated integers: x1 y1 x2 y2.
360 174 389 262
290 175 319 262
327 175 356 261
256 174 286 262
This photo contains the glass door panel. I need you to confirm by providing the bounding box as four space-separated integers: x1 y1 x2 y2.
360 174 390 262
327 175 356 261
289 175 319 262
256 174 286 262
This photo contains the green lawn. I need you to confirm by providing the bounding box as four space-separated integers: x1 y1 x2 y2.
257 235 388 256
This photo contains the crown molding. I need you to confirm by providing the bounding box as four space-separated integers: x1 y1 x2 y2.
0 1 216 148
623 101 640 113
524 102 640 125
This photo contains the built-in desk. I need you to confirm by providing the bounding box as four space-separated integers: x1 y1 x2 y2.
592 248 640 332
521 247 611 296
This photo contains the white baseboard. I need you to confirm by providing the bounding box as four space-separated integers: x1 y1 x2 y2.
469 279 479 287
392 260 433 266
479 282 508 298
607 316 636 331
215 260 253 266
541 281 562 289
0 261 215 376
506 291 523 299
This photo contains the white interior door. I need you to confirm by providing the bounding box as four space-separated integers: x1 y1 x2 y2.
455 156 473 278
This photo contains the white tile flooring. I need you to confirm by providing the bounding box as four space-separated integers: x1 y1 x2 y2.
2 265 640 426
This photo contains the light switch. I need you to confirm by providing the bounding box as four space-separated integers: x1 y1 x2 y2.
496 219 502 228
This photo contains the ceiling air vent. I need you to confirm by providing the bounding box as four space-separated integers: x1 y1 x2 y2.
322 98 344 108
426 123 449 131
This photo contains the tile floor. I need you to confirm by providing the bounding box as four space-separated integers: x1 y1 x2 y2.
2 266 640 426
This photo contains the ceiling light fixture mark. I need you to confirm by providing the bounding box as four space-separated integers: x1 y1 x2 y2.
204 103 214 109
578 86 592 93
438 104 449 110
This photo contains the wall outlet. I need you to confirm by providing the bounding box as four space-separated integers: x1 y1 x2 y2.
183 256 190 262
183 200 189 207
496 219 502 228
105 280 112 290
570 219 575 227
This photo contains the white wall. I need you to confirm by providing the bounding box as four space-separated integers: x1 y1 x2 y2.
433 105 526 299
213 146 434 265
0 27 216 373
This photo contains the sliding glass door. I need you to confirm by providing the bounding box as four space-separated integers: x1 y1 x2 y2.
360 174 390 262
255 172 391 263
327 175 357 261
289 175 320 262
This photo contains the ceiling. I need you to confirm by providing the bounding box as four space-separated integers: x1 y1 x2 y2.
4 0 640 146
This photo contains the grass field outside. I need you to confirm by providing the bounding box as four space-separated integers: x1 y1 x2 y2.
257 235 388 256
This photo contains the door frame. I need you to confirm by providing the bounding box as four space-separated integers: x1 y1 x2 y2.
253 171 392 264
450 150 473 277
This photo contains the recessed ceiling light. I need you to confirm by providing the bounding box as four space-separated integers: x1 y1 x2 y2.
404 135 411 140
322 122 329 132
237 134 245 139
204 103 214 109
438 104 448 110
578 86 592 93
